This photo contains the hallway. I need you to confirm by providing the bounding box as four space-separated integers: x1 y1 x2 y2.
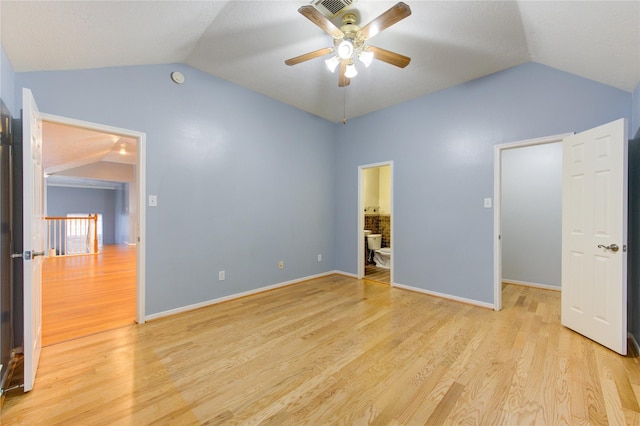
42 244 136 346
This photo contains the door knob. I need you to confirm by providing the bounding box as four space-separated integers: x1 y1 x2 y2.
597 244 619 252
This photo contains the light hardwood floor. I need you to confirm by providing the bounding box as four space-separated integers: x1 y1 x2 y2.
2 277 639 424
42 244 136 346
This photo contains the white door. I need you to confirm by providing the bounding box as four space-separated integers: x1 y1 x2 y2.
561 118 627 355
22 88 45 391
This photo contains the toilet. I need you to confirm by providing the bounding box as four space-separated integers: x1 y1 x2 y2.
366 234 391 269
373 247 391 269
366 233 381 252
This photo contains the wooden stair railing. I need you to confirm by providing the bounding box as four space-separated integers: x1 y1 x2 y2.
45 214 99 257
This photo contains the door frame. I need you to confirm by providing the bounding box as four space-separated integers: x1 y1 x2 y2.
357 161 394 284
39 112 147 323
493 133 571 310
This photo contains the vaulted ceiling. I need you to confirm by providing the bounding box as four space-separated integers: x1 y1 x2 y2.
2 1 639 124
43 122 137 175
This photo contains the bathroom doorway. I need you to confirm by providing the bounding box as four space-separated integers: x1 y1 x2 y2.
358 161 393 284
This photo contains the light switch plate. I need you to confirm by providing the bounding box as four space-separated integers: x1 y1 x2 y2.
149 195 158 207
484 198 492 208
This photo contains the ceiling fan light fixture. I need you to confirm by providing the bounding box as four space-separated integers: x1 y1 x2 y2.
325 55 341 73
337 39 354 59
358 49 374 67
286 2 412 87
345 61 358 78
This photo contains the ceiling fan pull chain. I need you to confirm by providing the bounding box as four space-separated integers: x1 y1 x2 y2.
343 89 347 125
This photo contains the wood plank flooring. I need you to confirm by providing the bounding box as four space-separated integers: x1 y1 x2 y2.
3 277 639 424
42 244 136 346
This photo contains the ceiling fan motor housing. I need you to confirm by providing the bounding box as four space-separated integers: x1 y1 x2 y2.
338 13 364 49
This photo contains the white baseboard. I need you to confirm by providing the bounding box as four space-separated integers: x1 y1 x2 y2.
333 270 358 279
145 271 336 321
502 278 560 291
392 282 494 310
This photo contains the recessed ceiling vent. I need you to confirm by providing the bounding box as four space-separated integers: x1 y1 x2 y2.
312 0 357 17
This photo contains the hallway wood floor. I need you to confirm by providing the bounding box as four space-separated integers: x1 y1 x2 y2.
42 244 136 346
3 277 639 424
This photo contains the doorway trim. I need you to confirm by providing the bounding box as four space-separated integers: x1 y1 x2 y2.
40 112 146 323
493 133 571 311
357 161 393 284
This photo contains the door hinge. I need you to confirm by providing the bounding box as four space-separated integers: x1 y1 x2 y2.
0 383 24 396
624 245 627 252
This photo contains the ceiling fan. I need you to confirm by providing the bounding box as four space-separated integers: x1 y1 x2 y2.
285 2 412 87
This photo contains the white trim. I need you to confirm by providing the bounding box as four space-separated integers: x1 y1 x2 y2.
502 279 560 291
137 132 146 324
46 183 119 190
358 168 364 278
145 271 336 321
357 161 393 283
493 133 572 311
393 282 494 310
39 112 147 324
334 270 358 279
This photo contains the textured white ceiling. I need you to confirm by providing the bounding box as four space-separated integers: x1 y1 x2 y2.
2 1 639 123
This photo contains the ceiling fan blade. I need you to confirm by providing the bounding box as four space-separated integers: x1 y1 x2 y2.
339 60 350 87
298 5 345 39
285 47 335 66
367 46 411 68
359 2 411 40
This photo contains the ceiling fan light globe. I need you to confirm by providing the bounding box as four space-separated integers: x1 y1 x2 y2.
337 40 354 59
325 56 340 73
345 63 358 78
358 50 374 67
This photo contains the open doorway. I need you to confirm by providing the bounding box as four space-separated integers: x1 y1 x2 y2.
358 162 393 284
40 114 146 345
493 134 569 309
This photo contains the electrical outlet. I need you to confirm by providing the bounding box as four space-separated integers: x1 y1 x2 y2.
318 254 322 262
278 260 284 269
218 270 225 281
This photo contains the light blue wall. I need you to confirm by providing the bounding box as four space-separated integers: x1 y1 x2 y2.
502 142 562 287
334 62 631 304
0 45 15 115
114 184 130 245
16 64 336 315
633 81 640 139
13 60 634 312
47 186 118 245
